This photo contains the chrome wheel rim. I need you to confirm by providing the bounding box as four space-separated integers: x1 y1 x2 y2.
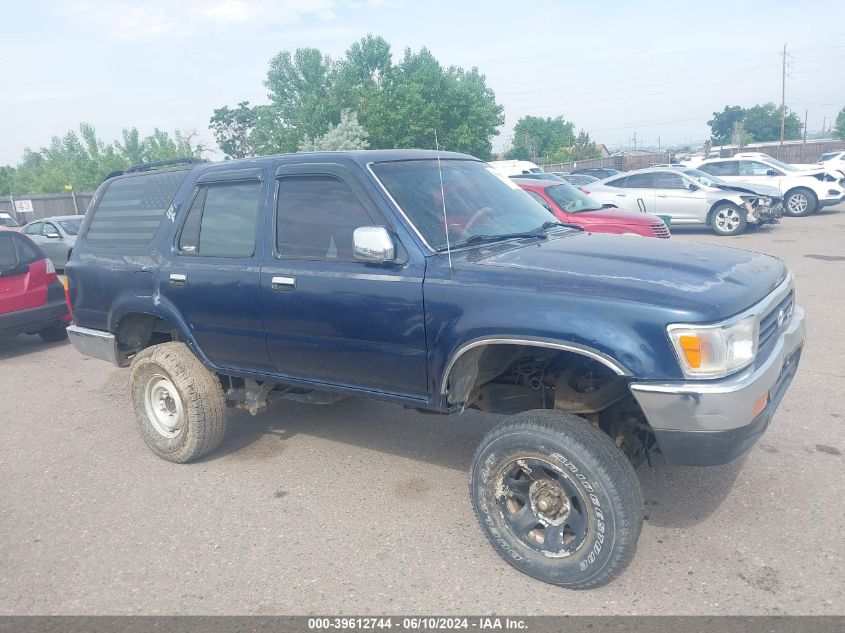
787 194 808 214
143 374 184 438
715 207 741 232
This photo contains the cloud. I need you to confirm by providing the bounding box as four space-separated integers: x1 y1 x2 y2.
59 0 387 39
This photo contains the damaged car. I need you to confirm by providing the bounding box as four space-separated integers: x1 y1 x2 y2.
585 166 782 235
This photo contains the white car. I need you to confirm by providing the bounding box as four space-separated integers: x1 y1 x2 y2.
487 160 544 177
817 150 845 178
697 153 845 216
585 167 782 236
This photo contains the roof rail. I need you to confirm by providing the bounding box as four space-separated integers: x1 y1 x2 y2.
103 157 207 181
125 156 207 173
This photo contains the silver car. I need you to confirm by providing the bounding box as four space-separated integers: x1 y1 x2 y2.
22 215 82 269
586 167 783 236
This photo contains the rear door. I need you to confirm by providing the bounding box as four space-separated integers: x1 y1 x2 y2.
259 161 428 398
159 167 274 372
619 173 657 213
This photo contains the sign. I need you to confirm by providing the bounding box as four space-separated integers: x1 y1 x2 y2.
14 199 34 214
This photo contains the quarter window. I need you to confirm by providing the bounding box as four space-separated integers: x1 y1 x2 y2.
276 175 377 261
178 181 262 258
604 177 627 188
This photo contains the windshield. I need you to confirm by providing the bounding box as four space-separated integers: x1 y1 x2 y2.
760 155 797 172
682 168 725 187
545 183 603 213
57 217 82 235
371 159 558 250
0 215 21 228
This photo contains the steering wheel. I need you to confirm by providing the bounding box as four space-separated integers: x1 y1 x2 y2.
461 206 496 236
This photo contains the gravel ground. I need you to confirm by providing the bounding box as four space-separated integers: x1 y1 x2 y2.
1 204 843 615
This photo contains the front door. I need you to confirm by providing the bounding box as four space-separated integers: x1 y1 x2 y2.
654 171 709 224
159 167 273 372
260 161 429 399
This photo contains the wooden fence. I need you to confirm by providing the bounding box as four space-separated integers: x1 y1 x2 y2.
0 193 94 223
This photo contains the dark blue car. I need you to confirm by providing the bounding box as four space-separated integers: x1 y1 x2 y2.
66 150 804 589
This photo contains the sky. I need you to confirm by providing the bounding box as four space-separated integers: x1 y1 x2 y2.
1 0 843 165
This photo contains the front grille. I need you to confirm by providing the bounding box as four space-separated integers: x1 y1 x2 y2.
758 290 794 356
650 222 671 238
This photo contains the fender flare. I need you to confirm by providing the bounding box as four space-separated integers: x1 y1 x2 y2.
439 335 632 396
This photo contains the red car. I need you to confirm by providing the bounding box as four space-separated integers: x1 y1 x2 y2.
515 178 670 238
0 227 71 342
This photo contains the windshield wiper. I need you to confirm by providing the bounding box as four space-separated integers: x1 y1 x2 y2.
446 231 548 250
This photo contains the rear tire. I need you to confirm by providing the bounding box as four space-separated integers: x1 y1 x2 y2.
784 188 817 217
710 203 747 236
469 410 643 589
129 342 226 463
38 324 68 342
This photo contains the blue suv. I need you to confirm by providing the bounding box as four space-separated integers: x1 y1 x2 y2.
66 151 804 589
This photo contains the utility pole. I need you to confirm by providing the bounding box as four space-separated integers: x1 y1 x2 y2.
779 42 787 153
802 109 808 162
822 117 827 137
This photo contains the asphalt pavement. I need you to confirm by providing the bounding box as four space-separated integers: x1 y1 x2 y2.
1 204 843 615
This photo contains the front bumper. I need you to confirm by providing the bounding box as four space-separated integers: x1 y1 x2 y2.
629 305 805 465
818 192 845 208
67 325 123 366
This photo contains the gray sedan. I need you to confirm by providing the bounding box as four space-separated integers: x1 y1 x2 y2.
586 167 783 236
22 216 82 269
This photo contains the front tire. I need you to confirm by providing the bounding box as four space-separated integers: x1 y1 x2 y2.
129 342 226 463
469 410 643 589
784 188 817 216
710 203 747 236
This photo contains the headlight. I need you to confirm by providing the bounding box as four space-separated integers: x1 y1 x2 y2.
667 315 758 378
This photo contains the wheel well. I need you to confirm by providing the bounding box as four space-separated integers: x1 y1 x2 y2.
444 344 653 462
114 313 181 356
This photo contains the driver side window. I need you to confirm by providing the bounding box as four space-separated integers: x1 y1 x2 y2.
276 175 379 261
525 190 552 211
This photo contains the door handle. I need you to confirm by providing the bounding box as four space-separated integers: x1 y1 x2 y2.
169 273 187 286
271 276 296 291
616 193 627 197
657 194 668 198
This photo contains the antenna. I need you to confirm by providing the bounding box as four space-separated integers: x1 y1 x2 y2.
435 130 453 275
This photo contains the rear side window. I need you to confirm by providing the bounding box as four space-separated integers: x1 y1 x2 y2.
0 233 42 274
604 176 627 188
178 181 262 258
86 170 189 246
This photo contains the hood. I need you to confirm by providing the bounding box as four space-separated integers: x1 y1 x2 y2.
713 181 782 197
462 233 786 322
573 208 662 225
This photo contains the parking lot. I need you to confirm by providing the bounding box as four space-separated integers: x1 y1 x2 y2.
1 204 844 616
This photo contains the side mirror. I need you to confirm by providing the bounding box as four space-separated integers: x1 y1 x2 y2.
685 182 699 191
45 231 61 238
766 169 777 176
353 226 395 263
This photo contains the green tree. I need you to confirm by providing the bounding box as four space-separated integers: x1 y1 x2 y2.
506 116 574 162
707 106 745 145
299 111 370 151
708 103 802 144
210 35 504 160
3 124 206 194
834 105 845 139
